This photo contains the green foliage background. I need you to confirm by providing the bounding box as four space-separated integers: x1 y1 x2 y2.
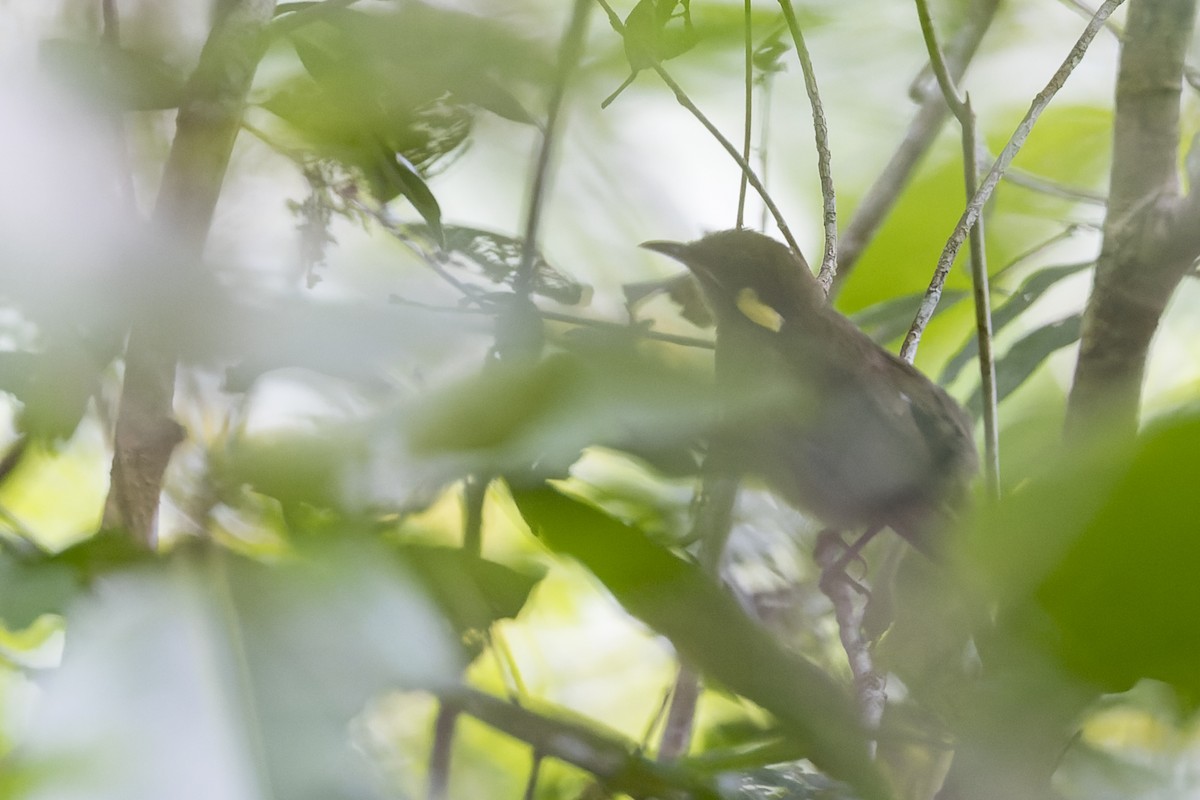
0 0 1199 799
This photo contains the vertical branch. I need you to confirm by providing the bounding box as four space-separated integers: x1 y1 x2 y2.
777 0 839 292
516 0 591 295
736 0 753 229
103 0 277 546
1066 0 1198 440
900 0 1124 364
912 0 999 492
961 108 999 495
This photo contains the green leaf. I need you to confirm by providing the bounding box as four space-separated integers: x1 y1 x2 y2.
400 543 545 648
965 315 1081 416
9 543 461 799
851 290 967 347
404 344 712 483
1034 413 1200 700
399 224 590 306
941 261 1092 384
621 0 697 70
40 40 184 111
386 154 443 244
513 487 889 800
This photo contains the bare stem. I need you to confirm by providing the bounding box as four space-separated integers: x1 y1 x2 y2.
104 0 278 546
912 0 999 492
777 0 839 291
736 0 753 229
595 0 804 261
900 0 1125 362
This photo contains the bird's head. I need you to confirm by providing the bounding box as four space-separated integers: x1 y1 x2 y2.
640 229 824 331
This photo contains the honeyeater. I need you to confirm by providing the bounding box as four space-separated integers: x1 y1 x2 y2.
642 229 977 556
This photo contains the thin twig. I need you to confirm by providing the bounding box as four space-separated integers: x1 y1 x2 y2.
833 0 1000 295
1056 0 1125 37
777 0 838 291
540 310 715 349
758 67 775 232
427 701 458 800
736 0 753 229
913 0 999 492
521 754 544 800
961 104 999 495
516 0 591 295
595 0 804 261
900 0 1125 362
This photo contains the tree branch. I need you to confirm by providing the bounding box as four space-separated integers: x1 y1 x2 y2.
103 0 277 545
1065 0 1198 440
443 686 722 800
777 0 839 291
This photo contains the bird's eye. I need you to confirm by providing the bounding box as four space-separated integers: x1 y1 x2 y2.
735 288 784 332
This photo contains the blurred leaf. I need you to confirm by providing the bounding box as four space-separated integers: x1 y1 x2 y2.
400 224 590 306
602 0 697 107
513 487 888 800
40 40 184 111
941 262 1092 384
851 289 967 347
221 299 486 392
10 542 460 800
1035 412 1200 699
405 343 712 483
400 543 545 648
0 532 157 628
965 315 1081 416
221 429 368 512
263 4 544 203
625 272 713 328
0 548 75 630
387 154 443 243
450 75 539 126
622 0 697 68
752 25 790 77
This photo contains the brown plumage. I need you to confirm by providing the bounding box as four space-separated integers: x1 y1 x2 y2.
642 229 977 555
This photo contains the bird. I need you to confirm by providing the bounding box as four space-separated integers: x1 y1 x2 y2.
641 229 978 557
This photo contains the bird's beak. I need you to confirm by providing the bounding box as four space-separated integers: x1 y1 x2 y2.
639 240 689 261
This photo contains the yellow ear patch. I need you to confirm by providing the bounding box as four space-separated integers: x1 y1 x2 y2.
736 288 784 332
